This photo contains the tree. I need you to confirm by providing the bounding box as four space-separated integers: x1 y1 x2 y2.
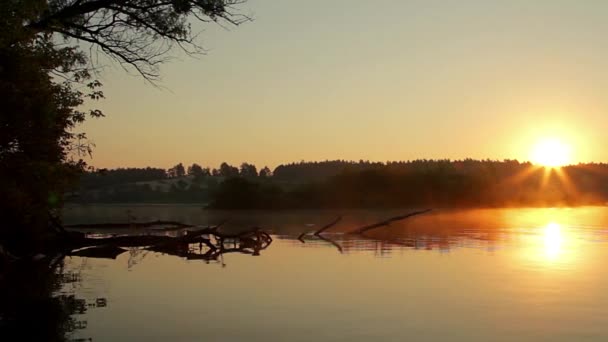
26 0 250 82
240 162 258 178
0 1 106 252
187 163 204 177
1 0 248 253
168 163 186 178
218 162 239 177
259 166 272 178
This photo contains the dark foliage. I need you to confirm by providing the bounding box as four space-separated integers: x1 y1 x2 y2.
79 167 167 189
187 163 209 180
167 163 186 178
209 160 608 209
239 162 258 178
1 0 246 253
71 159 608 208
272 160 384 183
219 162 239 177
27 0 249 81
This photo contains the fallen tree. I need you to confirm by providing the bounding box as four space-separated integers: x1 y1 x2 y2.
6 210 431 263
60 221 272 261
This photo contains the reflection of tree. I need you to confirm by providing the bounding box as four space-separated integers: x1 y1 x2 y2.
0 226 274 342
0 257 106 341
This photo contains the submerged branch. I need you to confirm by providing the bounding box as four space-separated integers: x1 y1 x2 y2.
296 211 430 252
64 220 196 229
352 209 432 234
314 216 342 236
297 216 342 242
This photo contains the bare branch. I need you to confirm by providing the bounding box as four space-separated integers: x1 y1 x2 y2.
26 0 251 81
353 209 433 234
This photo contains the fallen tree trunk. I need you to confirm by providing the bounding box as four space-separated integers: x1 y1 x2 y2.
60 220 272 264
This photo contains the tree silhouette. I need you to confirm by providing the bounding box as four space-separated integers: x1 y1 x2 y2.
167 163 186 178
240 162 258 178
26 0 249 81
259 166 272 178
219 162 239 177
1 0 249 253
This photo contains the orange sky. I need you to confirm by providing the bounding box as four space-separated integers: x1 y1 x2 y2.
80 0 608 169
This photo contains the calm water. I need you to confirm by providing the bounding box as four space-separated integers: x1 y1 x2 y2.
16 206 608 341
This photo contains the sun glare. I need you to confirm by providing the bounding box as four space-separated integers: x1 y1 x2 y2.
531 138 572 167
544 222 563 260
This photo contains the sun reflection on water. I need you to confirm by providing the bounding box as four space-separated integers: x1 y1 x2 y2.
543 222 563 260
519 217 583 270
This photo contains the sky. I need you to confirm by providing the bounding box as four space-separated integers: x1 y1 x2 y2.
81 0 608 169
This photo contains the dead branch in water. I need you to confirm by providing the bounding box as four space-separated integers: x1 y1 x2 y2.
352 209 432 234
146 229 273 262
315 216 342 235
297 216 342 242
65 220 196 230
297 211 431 251
296 216 344 252
63 220 271 263
56 211 431 262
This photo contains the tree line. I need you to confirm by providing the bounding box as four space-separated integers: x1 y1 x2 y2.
80 162 273 190
209 159 608 209
72 159 608 208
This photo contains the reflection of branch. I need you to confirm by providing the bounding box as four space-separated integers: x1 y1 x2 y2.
295 216 344 252
316 234 344 254
65 220 196 229
358 231 418 248
69 245 127 259
297 216 342 242
352 209 432 234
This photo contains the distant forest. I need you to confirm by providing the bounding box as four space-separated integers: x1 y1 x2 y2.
71 160 608 209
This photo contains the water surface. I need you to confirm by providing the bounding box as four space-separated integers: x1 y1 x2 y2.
26 207 608 340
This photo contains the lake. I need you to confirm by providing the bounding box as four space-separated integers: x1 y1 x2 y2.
13 206 608 341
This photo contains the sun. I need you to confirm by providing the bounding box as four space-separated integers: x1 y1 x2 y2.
531 138 572 167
